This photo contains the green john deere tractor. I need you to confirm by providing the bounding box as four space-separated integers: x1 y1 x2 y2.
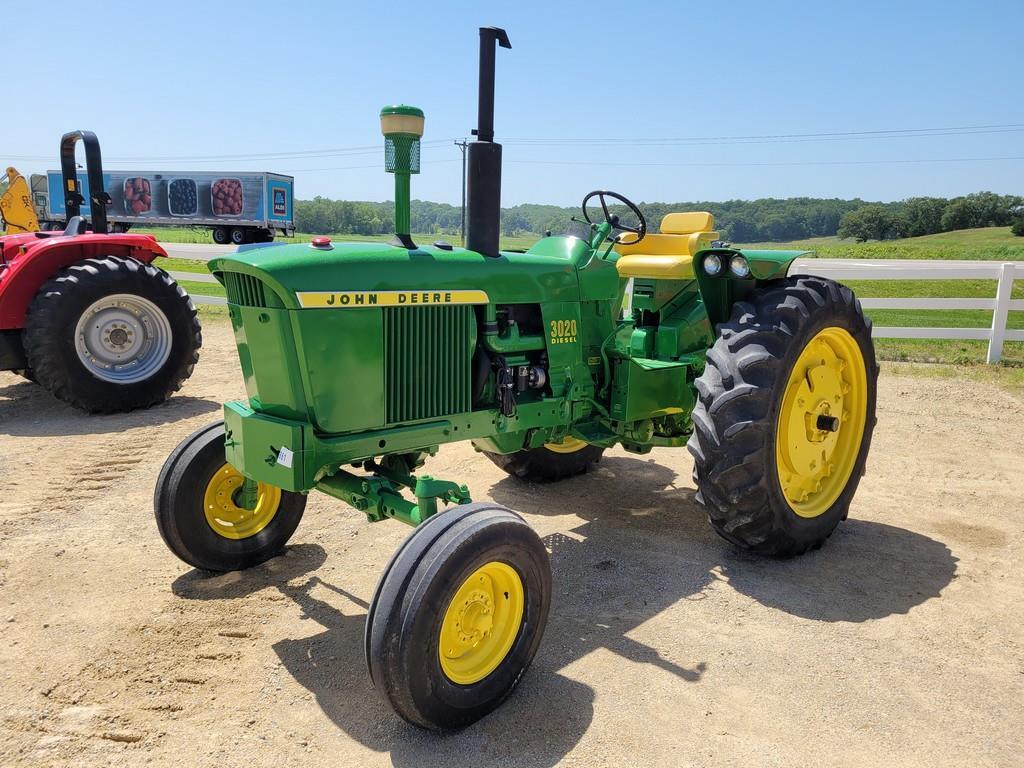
155 27 877 730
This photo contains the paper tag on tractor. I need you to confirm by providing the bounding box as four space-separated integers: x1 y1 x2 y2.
277 447 294 469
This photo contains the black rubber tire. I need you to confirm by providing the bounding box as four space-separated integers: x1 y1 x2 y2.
154 421 306 572
212 227 230 245
483 442 604 482
22 257 201 413
687 276 879 557
230 227 249 245
366 502 551 731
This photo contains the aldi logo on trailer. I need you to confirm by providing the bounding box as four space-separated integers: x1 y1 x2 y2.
273 188 288 216
296 290 489 308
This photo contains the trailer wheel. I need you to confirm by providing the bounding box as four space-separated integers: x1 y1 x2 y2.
154 421 306 572
212 227 230 245
366 502 551 730
23 256 201 413
688 276 878 557
483 437 604 482
230 227 249 245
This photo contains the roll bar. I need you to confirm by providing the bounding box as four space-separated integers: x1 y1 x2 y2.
60 131 109 234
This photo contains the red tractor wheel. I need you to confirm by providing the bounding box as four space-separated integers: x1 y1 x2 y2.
23 256 201 413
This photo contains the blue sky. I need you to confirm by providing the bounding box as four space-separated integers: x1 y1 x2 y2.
5 0 1022 206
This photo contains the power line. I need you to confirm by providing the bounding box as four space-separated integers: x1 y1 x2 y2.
507 156 1024 168
6 122 1023 164
3 140 456 164
283 159 460 173
501 123 1024 147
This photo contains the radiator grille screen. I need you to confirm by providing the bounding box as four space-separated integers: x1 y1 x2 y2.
222 272 267 308
384 305 474 424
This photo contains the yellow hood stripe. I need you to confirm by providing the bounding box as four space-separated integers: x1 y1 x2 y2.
296 290 489 309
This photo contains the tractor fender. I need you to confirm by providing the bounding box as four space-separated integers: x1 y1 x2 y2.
0 234 168 329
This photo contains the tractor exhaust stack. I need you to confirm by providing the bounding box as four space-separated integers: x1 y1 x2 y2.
466 26 511 258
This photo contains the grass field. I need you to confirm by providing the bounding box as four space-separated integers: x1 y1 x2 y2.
738 226 1024 261
159 226 1024 367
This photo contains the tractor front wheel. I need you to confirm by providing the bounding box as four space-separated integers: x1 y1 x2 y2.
688 276 878 557
365 502 551 730
23 257 201 413
154 421 306 572
483 437 604 482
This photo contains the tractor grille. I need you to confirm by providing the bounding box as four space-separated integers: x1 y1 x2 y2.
222 272 268 308
384 305 474 424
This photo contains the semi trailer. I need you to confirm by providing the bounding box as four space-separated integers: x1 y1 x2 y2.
26 170 295 244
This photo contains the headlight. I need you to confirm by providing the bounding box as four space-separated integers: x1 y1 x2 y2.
703 254 723 276
729 255 750 278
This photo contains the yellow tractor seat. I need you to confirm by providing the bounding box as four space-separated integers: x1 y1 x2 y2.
614 211 718 280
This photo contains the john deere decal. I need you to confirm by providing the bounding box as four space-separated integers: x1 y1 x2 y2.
296 290 489 308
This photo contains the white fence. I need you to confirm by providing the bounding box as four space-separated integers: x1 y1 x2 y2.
789 259 1024 364
168 258 1024 365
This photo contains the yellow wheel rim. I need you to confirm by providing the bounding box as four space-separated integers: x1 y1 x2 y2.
203 463 282 540
775 327 868 519
438 561 525 685
544 436 588 454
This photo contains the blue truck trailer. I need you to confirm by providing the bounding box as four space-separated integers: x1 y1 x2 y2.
31 170 295 244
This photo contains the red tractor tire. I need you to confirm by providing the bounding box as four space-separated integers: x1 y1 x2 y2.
23 256 201 413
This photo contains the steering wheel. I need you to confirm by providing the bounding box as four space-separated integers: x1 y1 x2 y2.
581 190 647 246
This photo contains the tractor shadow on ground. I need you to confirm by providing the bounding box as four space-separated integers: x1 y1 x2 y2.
170 454 957 767
0 375 219 436
173 543 595 768
489 455 959 624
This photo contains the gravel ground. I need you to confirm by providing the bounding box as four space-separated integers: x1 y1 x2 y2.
0 320 1021 768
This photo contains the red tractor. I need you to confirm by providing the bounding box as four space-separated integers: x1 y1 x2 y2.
0 132 201 412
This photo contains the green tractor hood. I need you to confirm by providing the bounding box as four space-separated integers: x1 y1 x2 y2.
209 240 592 308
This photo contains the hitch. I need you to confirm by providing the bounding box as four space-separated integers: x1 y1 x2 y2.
316 454 471 526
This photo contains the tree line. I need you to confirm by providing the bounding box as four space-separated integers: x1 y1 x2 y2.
837 192 1024 242
294 191 1024 242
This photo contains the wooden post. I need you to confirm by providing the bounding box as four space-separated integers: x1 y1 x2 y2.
987 263 1015 364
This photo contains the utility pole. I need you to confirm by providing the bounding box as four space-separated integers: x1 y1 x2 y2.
455 139 468 246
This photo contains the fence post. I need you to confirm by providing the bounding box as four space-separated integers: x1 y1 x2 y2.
987 263 1015 364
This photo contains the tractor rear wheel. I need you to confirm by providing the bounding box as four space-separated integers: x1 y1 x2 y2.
23 257 201 413
366 502 551 730
688 276 878 557
483 437 604 482
154 421 306 572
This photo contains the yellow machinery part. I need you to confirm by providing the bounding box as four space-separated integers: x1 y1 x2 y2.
544 436 589 454
660 211 715 234
613 210 719 280
439 561 525 685
203 463 282 539
0 167 40 234
775 326 868 518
